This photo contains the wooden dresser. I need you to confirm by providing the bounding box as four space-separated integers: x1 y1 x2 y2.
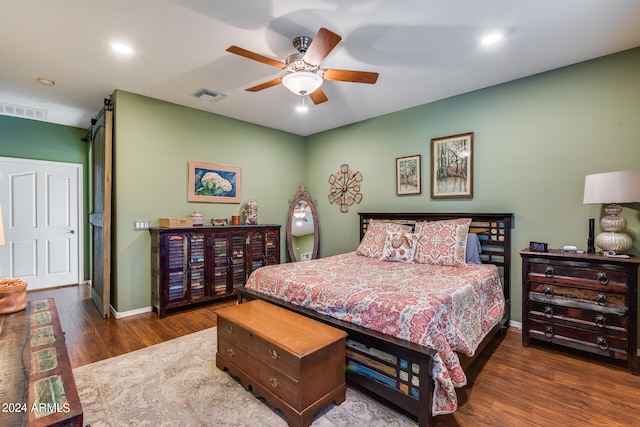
215 300 347 427
149 224 280 317
521 249 639 374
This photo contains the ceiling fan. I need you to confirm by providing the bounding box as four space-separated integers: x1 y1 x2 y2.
226 28 379 105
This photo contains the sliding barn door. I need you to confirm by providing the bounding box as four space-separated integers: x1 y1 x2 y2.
89 100 113 318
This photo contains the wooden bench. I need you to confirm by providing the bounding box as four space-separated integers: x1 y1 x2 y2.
0 298 83 426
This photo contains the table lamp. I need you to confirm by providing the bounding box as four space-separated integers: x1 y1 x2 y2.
583 170 640 254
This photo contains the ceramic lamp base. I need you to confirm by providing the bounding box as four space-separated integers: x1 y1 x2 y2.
595 203 633 254
595 231 633 254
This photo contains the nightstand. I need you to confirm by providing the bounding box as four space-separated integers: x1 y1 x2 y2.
521 249 639 375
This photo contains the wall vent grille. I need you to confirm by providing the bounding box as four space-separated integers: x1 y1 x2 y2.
193 89 226 103
0 102 48 120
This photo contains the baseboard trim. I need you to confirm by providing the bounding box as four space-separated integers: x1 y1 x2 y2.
508 320 522 329
110 305 152 319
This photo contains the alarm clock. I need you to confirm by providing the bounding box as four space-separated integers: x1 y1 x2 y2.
529 241 548 252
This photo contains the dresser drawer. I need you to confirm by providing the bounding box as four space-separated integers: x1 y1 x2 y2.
218 317 300 378
218 336 300 404
528 319 628 358
528 261 628 292
528 300 628 331
528 283 626 307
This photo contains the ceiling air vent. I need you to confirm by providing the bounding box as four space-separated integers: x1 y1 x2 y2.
0 102 48 120
193 89 226 103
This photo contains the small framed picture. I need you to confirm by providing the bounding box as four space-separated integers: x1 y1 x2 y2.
430 132 473 199
396 155 421 195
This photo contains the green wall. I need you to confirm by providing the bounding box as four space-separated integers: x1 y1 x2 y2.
1 48 639 330
306 47 640 324
111 91 305 312
0 115 90 279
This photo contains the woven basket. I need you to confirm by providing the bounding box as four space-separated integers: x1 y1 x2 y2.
0 278 28 314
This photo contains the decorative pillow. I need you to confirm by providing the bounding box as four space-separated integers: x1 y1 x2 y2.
414 218 471 266
380 231 419 263
356 220 412 258
466 232 482 264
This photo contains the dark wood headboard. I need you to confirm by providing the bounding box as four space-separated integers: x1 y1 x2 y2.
358 212 514 303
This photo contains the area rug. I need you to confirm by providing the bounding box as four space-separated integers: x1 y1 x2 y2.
73 327 417 426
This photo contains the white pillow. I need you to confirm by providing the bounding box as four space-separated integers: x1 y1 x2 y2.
380 231 420 263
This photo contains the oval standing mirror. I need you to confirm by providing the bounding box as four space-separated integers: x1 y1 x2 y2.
287 184 319 262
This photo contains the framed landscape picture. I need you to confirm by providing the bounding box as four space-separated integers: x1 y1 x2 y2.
396 155 421 195
430 132 473 199
188 161 241 203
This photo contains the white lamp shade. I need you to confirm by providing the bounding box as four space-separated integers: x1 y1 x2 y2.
282 71 323 96
583 170 640 204
0 204 4 246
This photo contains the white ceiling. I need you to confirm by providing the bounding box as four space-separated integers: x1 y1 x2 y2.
1 1 639 136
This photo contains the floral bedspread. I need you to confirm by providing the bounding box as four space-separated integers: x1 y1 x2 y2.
244 252 505 415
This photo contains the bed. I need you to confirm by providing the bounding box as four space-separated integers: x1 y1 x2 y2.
235 212 513 426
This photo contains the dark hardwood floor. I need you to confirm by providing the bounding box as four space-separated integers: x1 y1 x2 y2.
17 285 640 426
24 284 235 368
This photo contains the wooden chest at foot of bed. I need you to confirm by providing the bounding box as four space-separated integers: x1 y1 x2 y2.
215 300 347 427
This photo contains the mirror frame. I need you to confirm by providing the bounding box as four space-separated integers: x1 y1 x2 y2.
286 186 319 262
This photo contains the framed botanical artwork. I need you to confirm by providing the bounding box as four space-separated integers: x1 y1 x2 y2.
430 132 474 199
188 161 241 203
396 155 421 195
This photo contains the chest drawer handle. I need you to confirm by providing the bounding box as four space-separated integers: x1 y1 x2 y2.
597 336 609 351
544 326 554 338
544 287 554 298
544 266 554 277
227 348 236 357
270 349 280 360
227 325 235 334
270 378 281 388
594 314 607 328
544 306 553 318
596 293 608 306
597 272 609 285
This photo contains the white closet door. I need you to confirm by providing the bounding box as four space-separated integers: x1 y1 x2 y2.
0 157 82 290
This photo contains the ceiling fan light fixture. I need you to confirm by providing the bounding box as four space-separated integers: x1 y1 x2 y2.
282 71 323 96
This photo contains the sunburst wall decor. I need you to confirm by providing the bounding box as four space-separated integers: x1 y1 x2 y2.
328 164 363 213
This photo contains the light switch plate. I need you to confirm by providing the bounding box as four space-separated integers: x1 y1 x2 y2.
133 219 150 231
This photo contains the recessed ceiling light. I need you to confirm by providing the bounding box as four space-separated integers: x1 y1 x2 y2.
111 43 133 54
36 77 55 87
481 33 503 46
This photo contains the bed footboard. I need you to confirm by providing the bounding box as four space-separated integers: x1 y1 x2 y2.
235 285 435 426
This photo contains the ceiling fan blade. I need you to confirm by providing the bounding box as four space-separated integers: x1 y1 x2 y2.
309 88 328 105
302 28 342 66
323 69 379 84
226 46 286 69
246 77 283 92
